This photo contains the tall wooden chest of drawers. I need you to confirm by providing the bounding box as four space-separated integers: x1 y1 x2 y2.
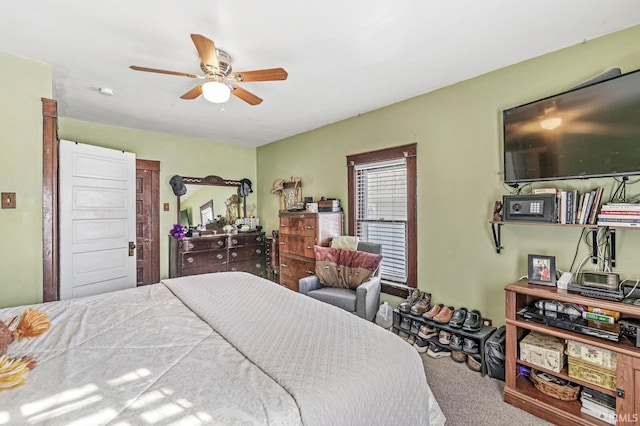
169 232 266 278
278 212 343 291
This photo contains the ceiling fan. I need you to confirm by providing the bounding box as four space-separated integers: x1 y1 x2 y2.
130 34 288 105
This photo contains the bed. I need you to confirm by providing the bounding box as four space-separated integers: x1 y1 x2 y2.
0 272 445 425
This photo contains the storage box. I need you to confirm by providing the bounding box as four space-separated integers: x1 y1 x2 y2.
519 331 565 373
566 339 617 370
318 199 340 209
568 356 616 391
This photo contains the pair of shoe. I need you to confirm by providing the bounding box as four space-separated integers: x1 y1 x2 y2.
398 289 420 313
422 303 443 320
432 305 455 324
426 341 451 359
463 337 479 354
438 330 451 345
418 324 437 340
449 334 463 351
448 307 468 328
462 310 483 332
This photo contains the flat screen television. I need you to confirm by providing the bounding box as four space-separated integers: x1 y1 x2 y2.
503 68 640 186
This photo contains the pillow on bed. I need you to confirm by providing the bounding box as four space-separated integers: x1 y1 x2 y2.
314 246 382 289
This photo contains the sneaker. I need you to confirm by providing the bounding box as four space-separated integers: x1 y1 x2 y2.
407 335 415 345
410 292 432 315
413 336 430 353
400 316 411 330
463 337 479 354
418 324 436 339
427 342 451 359
449 334 464 351
398 289 421 313
438 330 451 345
410 320 420 335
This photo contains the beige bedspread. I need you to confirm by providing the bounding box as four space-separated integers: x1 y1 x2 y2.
0 272 444 425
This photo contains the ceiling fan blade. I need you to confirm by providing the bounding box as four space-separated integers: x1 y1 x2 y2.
232 68 288 82
190 33 219 69
180 85 203 100
231 86 263 105
130 65 202 79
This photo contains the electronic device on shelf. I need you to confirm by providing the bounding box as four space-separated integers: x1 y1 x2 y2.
619 317 640 348
502 194 556 223
567 283 624 302
518 306 620 342
577 271 620 290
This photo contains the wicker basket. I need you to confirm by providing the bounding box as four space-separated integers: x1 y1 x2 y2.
530 369 580 401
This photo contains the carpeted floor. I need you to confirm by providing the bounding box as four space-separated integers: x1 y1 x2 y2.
420 354 553 425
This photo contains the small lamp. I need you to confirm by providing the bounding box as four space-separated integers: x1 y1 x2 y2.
202 81 231 103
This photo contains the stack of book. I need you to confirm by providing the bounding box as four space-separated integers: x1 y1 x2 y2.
533 187 604 224
598 203 640 227
580 387 616 425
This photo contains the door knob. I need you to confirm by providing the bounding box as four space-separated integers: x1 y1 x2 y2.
128 241 136 256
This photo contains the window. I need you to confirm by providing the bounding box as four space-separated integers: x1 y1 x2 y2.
347 144 417 296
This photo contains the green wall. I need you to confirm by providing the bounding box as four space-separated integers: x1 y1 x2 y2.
257 25 640 324
3 26 640 322
0 52 52 307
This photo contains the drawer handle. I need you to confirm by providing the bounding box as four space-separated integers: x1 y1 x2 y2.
305 270 314 275
305 226 314 230
280 224 287 227
280 263 288 268
256 236 263 242
232 238 238 244
255 249 262 254
217 254 224 260
231 252 238 257
217 240 224 246
256 264 262 269
187 242 195 250
279 242 287 245
186 257 194 263
305 245 313 249
231 267 237 271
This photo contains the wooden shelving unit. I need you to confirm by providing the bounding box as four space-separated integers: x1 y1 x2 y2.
504 279 640 425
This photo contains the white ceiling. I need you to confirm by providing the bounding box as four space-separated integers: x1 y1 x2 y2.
1 1 639 147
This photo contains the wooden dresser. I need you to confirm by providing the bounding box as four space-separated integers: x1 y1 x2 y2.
169 232 266 278
278 212 343 291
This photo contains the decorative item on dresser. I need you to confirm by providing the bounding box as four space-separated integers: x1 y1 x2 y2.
278 211 343 291
169 232 266 278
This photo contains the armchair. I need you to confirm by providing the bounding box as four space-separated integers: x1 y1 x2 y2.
299 241 382 321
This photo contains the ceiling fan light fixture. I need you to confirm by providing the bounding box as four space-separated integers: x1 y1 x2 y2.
202 81 230 103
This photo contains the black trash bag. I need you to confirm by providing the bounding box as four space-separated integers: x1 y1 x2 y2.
170 175 187 196
237 178 253 197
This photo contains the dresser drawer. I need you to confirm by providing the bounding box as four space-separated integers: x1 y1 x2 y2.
228 259 267 277
279 234 315 258
228 232 265 247
279 215 317 237
180 262 228 276
180 250 227 270
229 245 265 260
279 255 315 292
180 236 226 251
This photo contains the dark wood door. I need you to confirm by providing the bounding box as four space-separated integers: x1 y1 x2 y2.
136 160 160 285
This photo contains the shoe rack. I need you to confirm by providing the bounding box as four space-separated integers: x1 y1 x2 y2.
392 308 497 376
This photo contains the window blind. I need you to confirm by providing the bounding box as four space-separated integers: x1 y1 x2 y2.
355 158 407 284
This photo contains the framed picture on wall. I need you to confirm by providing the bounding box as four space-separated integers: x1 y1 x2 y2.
528 254 556 286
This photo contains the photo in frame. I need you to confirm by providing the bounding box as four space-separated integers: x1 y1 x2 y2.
528 254 556 286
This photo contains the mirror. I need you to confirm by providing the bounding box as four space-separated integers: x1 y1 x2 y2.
174 175 253 232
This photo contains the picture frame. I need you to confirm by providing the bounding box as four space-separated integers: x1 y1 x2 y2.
528 254 556 286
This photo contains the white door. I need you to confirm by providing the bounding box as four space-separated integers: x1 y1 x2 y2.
59 140 136 299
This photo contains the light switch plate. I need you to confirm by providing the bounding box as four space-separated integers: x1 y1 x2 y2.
1 192 16 209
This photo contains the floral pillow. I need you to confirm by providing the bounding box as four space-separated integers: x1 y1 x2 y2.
314 246 382 290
